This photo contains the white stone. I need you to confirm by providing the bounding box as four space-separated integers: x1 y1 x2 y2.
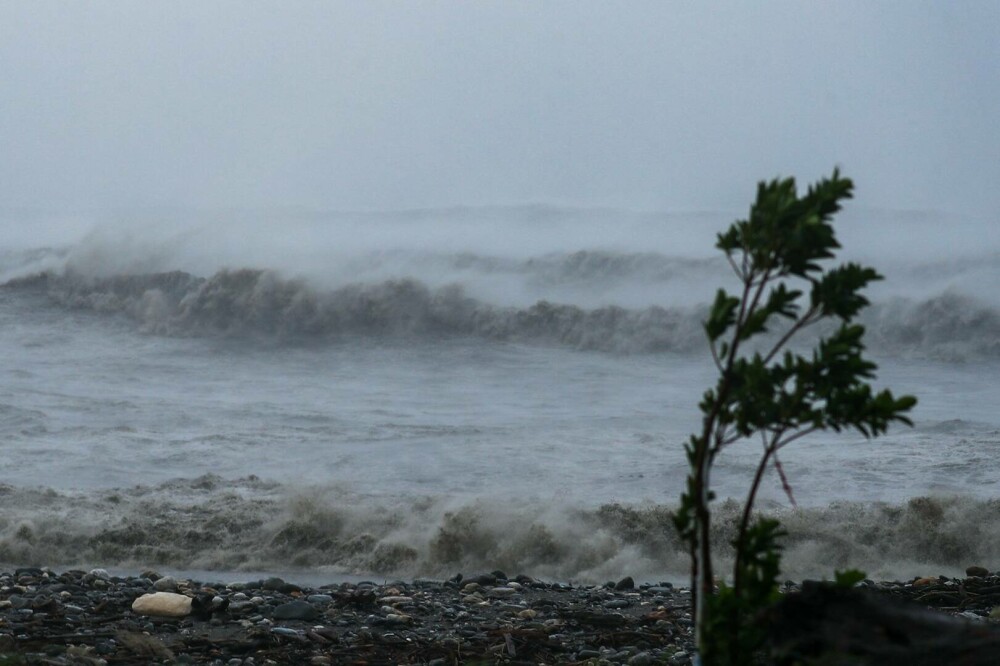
131 592 192 617
378 595 413 605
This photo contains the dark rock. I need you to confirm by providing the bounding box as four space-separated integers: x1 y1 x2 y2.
273 600 319 621
466 573 497 586
966 565 990 577
261 576 286 590
766 580 1000 665
228 601 255 614
306 594 333 604
615 576 635 591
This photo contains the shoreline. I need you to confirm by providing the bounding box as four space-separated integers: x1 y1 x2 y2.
4 566 999 665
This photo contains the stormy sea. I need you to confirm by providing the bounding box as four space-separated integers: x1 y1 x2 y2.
1 205 998 584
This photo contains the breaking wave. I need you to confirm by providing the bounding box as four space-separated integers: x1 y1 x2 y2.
6 269 705 354
0 475 993 583
5 263 1000 358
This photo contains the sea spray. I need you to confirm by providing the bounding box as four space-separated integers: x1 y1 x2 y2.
0 475 995 583
6 267 1000 359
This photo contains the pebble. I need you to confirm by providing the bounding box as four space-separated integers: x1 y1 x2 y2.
378 595 413 604
271 627 304 637
306 594 333 604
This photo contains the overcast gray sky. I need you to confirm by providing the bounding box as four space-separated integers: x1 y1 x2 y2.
2 1 998 215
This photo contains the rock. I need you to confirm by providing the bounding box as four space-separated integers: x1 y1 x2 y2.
228 601 256 614
306 594 333 604
131 592 193 617
378 595 413 605
466 573 497 587
272 600 319 621
967 566 990 577
153 576 177 592
382 613 412 625
629 652 655 666
271 627 304 637
913 577 936 586
487 587 517 598
615 576 635 591
261 577 286 591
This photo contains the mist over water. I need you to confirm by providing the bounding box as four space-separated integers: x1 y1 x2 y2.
0 206 999 583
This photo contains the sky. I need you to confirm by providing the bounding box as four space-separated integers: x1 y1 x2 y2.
1 1 998 216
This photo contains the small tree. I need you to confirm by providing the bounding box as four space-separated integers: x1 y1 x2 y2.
673 170 916 665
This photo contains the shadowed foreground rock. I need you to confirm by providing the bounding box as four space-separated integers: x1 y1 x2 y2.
765 581 1000 666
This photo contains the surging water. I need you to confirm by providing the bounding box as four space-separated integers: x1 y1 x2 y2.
1 206 999 583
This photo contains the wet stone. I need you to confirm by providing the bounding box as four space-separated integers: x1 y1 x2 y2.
154 575 178 591
272 600 319 621
616 576 636 591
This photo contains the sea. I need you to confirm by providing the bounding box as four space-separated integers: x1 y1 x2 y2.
0 205 998 585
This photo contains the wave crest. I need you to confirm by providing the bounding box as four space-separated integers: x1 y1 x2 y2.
6 267 1000 359
15 269 703 353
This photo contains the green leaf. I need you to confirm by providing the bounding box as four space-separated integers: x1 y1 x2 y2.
833 569 867 588
810 263 882 320
705 289 740 341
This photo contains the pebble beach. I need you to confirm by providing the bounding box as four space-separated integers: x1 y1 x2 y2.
0 568 696 665
6 565 1000 665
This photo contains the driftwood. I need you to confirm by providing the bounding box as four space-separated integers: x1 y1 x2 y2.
765 581 1000 665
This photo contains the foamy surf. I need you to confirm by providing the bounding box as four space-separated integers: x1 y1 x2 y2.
0 475 993 584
